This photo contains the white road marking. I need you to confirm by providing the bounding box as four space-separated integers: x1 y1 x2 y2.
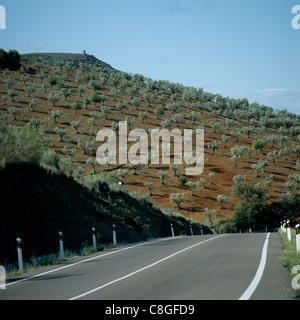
239 233 270 300
5 237 178 287
69 235 225 300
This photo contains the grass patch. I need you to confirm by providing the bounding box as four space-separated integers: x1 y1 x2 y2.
279 228 300 299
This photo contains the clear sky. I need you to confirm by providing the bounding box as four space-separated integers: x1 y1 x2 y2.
1 0 299 114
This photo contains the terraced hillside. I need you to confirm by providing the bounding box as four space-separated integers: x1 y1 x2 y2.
0 53 299 228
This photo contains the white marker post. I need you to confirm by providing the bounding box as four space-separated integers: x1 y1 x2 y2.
190 225 193 236
287 220 292 242
170 224 175 237
0 265 5 290
16 238 24 274
112 225 117 246
295 224 299 252
92 227 97 250
59 232 64 260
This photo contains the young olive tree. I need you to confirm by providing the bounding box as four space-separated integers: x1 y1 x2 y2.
209 172 215 184
217 194 228 209
143 92 155 107
251 159 269 177
54 127 67 142
144 182 154 196
78 138 91 155
158 170 168 185
8 107 22 120
203 208 220 232
187 181 200 196
47 91 61 106
71 100 82 114
207 141 220 156
49 110 63 123
86 157 98 174
267 150 281 165
170 193 187 210
70 121 81 134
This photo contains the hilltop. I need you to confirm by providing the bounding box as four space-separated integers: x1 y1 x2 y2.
0 51 300 233
21 52 114 70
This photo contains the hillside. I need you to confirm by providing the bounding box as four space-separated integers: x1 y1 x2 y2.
0 52 300 230
0 162 209 264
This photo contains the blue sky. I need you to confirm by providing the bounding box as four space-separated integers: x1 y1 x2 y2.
1 0 299 114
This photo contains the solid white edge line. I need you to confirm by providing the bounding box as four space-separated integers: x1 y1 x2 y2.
239 233 270 300
69 234 225 300
5 237 177 287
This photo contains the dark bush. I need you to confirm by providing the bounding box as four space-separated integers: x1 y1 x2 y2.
0 49 21 71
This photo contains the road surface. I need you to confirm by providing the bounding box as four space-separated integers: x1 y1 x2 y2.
0 233 295 300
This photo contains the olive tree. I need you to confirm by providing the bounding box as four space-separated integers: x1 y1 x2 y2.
203 208 220 232
207 140 220 156
251 159 269 177
101 106 111 120
86 157 98 174
143 92 155 107
70 121 81 134
217 194 228 209
170 193 187 210
54 127 67 142
49 110 63 123
77 138 91 155
139 111 148 124
154 105 165 119
187 181 200 195
267 150 281 165
8 107 22 120
158 170 168 185
144 182 154 196
47 91 61 106
7 89 18 101
30 117 43 130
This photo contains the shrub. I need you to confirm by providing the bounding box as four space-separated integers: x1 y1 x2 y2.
252 138 266 154
0 124 47 167
71 100 82 114
178 175 188 186
40 150 60 169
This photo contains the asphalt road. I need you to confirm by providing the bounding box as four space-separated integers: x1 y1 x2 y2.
0 233 295 300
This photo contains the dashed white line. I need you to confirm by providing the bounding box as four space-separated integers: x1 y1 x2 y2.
69 235 225 300
5 237 176 287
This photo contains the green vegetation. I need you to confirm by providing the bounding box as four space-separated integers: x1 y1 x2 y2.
0 48 299 241
21 52 113 69
0 49 21 71
0 124 47 167
0 123 209 265
279 229 300 299
227 181 300 232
